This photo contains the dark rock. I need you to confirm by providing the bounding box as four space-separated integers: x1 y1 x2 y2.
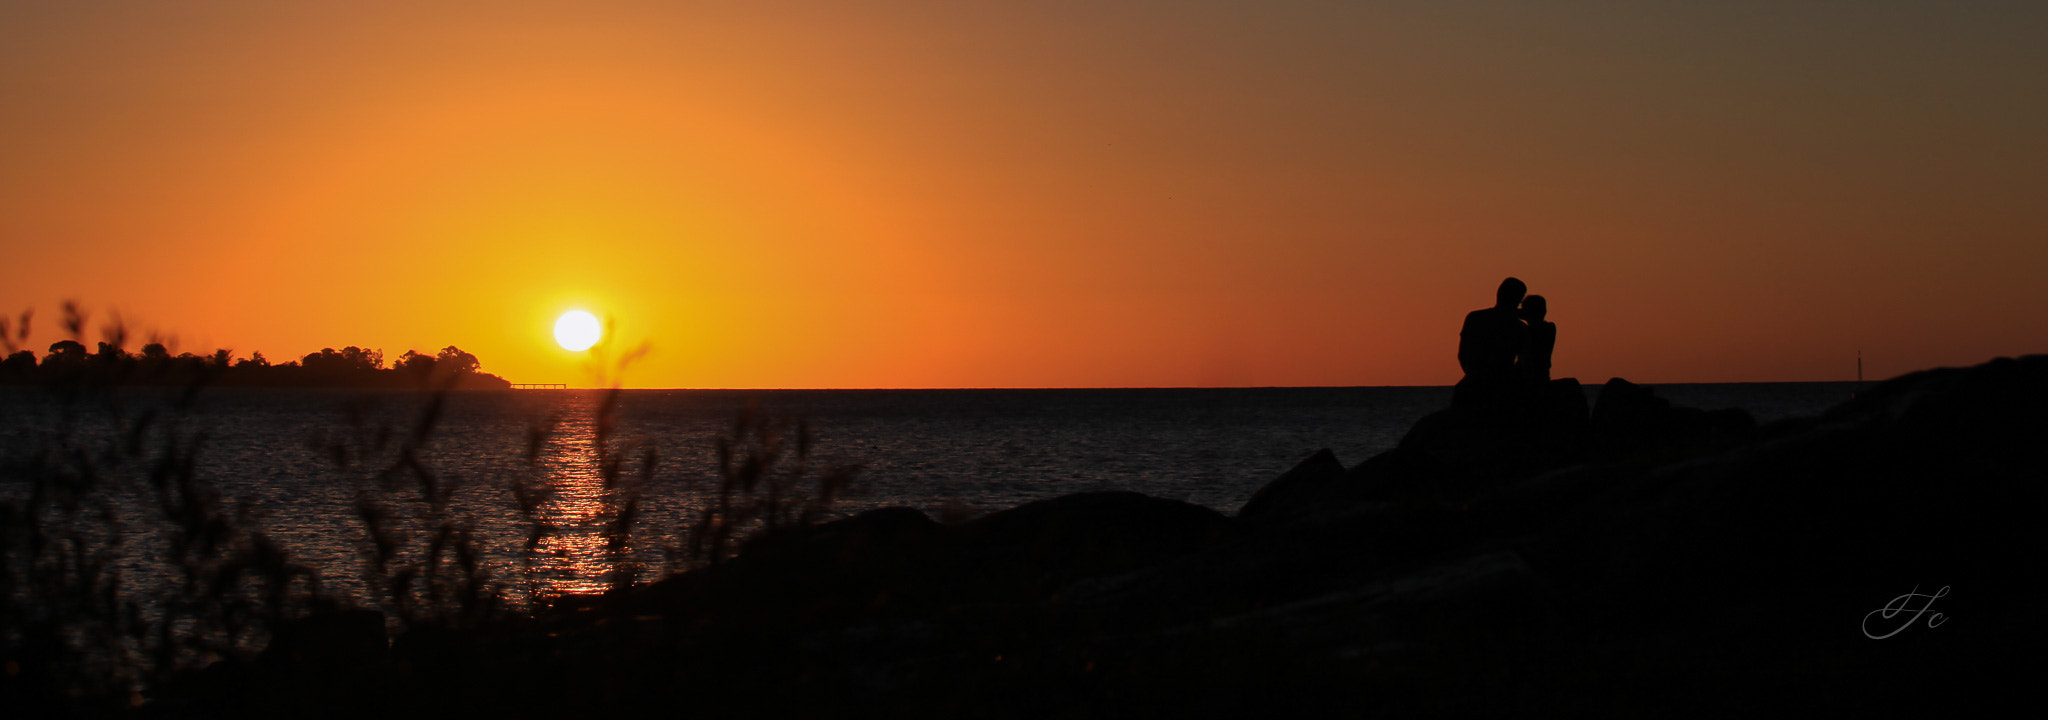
1824 354 2047 442
1538 356 2048 647
385 624 481 672
1230 444 1451 532
1339 444 1449 502
1589 377 1754 461
145 609 395 718
738 505 943 570
1236 381 1592 525
616 507 949 629
257 609 387 671
949 491 1235 591
1394 378 1591 492
628 495 1235 633
1396 403 1517 486
1529 376 1592 454
1235 448 1346 523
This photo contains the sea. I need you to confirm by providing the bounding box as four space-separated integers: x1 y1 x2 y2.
1 382 1857 603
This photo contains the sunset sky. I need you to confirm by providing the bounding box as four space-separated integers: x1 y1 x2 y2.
4 1 2043 388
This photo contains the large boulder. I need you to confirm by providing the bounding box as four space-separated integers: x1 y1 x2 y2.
735 505 944 574
948 491 1236 594
1235 445 1456 528
1537 355 2048 664
636 493 1238 625
1396 377 1592 490
1588 377 1753 461
1237 380 1600 524
257 609 388 671
1235 448 1347 523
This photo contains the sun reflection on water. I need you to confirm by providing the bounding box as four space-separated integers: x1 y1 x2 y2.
527 392 633 599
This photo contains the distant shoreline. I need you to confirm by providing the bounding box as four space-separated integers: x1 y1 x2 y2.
1 343 510 390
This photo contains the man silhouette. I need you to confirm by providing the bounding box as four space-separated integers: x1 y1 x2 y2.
1455 277 1530 408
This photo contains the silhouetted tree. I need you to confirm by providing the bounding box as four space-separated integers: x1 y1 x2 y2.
93 341 127 368
436 346 480 375
301 348 338 373
5 324 501 388
1 350 34 381
174 353 206 373
44 340 86 368
397 350 436 376
302 346 384 375
133 342 174 381
341 346 383 371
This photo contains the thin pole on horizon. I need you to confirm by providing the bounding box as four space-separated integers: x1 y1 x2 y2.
1854 350 1865 400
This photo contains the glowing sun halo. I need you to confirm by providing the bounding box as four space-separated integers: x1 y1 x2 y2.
554 310 601 352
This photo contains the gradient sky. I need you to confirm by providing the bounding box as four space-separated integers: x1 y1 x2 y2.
4 1 2043 388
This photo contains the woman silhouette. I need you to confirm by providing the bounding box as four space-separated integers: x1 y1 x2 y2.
1519 294 1555 384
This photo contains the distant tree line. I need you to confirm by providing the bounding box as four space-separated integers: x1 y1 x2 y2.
0 341 510 389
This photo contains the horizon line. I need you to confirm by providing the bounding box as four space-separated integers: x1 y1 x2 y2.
515 378 1871 392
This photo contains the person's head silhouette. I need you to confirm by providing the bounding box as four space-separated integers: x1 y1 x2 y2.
1496 277 1527 310
1521 294 1547 322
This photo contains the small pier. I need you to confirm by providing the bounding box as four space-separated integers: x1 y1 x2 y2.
512 383 568 390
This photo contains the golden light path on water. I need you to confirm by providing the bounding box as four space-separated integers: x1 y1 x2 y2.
527 392 633 598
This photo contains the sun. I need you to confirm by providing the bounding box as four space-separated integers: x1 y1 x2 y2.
554 310 602 352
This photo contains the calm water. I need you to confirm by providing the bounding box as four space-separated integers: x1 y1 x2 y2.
1 382 1856 602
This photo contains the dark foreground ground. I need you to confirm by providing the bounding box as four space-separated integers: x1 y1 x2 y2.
37 357 2048 717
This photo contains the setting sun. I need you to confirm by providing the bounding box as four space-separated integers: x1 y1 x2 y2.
554 310 602 352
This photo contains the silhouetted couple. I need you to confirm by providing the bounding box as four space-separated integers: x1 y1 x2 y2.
1454 277 1555 409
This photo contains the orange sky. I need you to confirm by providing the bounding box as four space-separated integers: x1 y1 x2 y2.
3 2 2043 388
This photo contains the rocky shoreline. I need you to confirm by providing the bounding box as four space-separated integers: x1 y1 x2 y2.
140 356 2045 717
